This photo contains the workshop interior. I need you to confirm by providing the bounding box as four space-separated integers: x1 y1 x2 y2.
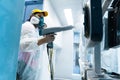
0 0 120 80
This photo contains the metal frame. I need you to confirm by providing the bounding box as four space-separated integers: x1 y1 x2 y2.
84 0 120 80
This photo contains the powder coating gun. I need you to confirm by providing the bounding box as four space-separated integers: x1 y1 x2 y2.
39 19 73 80
42 26 73 80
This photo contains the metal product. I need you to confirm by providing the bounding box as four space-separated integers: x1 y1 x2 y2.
83 0 103 48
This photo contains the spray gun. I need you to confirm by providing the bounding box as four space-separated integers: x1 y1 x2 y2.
41 26 74 48
42 26 74 80
38 17 74 79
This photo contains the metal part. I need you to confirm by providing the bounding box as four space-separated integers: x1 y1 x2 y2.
47 48 54 80
93 44 101 75
83 0 103 47
102 0 112 16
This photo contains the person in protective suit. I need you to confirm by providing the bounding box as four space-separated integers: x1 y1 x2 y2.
17 9 55 80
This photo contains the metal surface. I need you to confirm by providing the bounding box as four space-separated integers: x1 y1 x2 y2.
47 48 54 80
83 0 103 47
102 0 112 16
94 44 101 75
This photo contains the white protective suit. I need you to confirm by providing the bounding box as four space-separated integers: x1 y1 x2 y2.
17 21 51 80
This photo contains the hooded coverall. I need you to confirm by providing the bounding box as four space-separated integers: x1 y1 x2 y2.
17 21 51 80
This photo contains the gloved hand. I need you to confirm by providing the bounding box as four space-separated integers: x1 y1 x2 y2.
37 34 55 45
44 34 55 43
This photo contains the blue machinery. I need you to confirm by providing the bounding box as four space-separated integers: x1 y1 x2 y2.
0 0 24 80
0 0 42 80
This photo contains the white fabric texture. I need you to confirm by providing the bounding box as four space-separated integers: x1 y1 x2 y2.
30 16 40 24
17 21 51 80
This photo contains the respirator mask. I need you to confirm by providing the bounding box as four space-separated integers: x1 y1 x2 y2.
30 15 45 35
39 17 45 35
30 16 40 24
39 17 44 27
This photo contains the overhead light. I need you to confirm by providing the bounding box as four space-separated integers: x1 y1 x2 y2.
64 9 73 25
